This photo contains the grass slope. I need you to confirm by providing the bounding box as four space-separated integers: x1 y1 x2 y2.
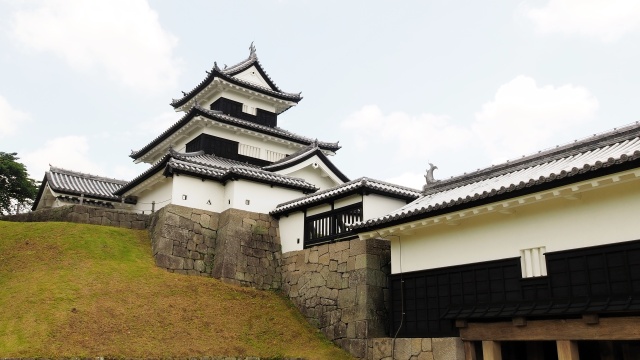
0 221 352 359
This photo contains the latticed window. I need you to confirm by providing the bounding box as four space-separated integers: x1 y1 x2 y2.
304 203 362 247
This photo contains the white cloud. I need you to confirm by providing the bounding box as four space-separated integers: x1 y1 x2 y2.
10 0 182 92
137 111 182 135
472 75 599 163
0 95 29 137
21 136 104 179
340 105 472 161
523 0 640 41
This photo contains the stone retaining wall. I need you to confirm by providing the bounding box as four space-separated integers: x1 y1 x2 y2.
148 205 282 290
367 337 464 360
281 238 390 358
0 205 149 230
148 204 219 276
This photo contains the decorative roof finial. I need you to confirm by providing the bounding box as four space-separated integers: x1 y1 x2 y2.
224 64 228 69
213 62 220 71
423 163 439 193
181 91 187 96
249 41 257 58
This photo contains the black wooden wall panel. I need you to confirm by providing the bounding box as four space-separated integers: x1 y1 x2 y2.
210 97 277 127
389 239 640 338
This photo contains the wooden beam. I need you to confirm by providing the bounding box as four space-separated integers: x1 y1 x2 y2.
482 341 502 360
456 319 468 328
460 316 640 341
512 316 527 327
557 340 579 360
463 341 477 360
582 314 599 325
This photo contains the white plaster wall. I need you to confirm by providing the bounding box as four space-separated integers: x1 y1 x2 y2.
171 175 226 213
306 203 332 216
280 211 305 253
390 180 640 274
133 177 173 214
363 194 409 220
224 179 307 214
335 194 362 209
283 164 342 191
233 66 271 89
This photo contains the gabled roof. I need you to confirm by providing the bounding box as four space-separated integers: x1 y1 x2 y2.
170 44 302 109
129 105 341 161
352 121 640 232
116 150 318 196
32 167 127 210
271 177 422 216
263 142 350 182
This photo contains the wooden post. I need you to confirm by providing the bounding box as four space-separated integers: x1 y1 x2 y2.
557 340 579 360
152 200 155 213
482 341 502 360
463 341 477 360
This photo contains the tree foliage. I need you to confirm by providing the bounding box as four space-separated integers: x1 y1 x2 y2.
0 152 38 215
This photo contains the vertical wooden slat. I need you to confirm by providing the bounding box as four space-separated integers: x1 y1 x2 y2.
621 341 639 360
464 341 477 360
482 341 502 360
556 340 579 360
526 341 546 360
599 341 615 360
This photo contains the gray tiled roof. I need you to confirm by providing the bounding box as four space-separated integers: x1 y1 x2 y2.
262 143 318 169
272 177 422 215
170 46 301 108
352 122 640 231
129 105 341 160
117 150 318 195
46 167 127 200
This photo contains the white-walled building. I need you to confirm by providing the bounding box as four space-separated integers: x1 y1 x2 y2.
32 167 128 210
353 122 640 359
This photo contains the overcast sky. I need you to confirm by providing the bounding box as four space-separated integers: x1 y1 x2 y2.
1 0 639 189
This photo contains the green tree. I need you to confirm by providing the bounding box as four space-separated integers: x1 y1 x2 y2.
0 152 38 215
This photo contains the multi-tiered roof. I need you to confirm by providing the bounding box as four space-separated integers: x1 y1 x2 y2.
170 43 302 112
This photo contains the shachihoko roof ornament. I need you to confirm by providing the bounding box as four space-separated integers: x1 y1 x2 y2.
422 162 439 193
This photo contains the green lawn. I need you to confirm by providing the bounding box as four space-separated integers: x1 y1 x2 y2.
0 221 352 359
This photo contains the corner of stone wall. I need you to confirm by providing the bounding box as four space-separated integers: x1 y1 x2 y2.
280 237 391 359
213 208 282 290
148 205 282 290
148 204 218 276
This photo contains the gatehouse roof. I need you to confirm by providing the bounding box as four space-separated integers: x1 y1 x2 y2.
353 121 640 233
31 166 128 210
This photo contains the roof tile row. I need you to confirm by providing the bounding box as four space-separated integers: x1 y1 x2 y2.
352 122 640 231
272 177 421 215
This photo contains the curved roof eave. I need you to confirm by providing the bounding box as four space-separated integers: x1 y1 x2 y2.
129 106 341 161
170 47 302 109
